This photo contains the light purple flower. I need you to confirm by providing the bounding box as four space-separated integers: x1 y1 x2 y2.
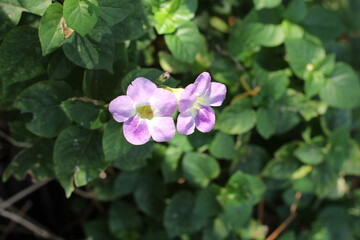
109 77 177 145
177 72 226 135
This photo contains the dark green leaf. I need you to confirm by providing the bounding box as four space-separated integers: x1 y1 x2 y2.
3 140 55 181
98 0 130 26
113 170 140 198
84 218 116 240
294 140 325 165
54 126 106 197
14 81 72 138
231 144 268 175
38 3 64 55
160 146 183 182
283 0 307 23
209 132 236 160
108 201 142 239
63 0 98 36
164 191 207 237
61 99 104 129
0 26 45 87
63 25 114 72
182 152 220 188
217 98 256 135
256 106 278 139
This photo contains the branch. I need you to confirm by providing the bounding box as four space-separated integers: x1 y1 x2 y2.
265 192 302 240
0 209 64 240
0 130 33 148
0 179 51 209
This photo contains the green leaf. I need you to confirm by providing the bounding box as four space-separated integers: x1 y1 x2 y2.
250 23 284 47
160 146 183 183
3 140 55 181
63 0 98 36
294 140 325 165
14 81 72 138
283 0 307 23
209 132 236 160
164 22 202 63
182 152 220 188
18 0 51 15
194 185 222 218
319 62 360 109
61 99 104 129
164 191 207 237
253 0 281 10
54 126 106 197
262 142 301 180
303 6 345 42
109 201 142 239
217 171 265 228
84 218 116 240
98 0 130 26
0 0 27 25
158 51 192 74
134 173 165 217
63 25 114 72
47 49 74 79
154 0 197 34
113 170 140 198
231 145 268 175
285 38 326 79
0 26 45 87
256 106 278 139
38 3 64 55
217 98 256 135
110 0 149 42
102 119 152 170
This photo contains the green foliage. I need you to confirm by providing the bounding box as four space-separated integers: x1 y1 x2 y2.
2 0 360 239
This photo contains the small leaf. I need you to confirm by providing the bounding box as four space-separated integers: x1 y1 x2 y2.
285 38 326 79
98 0 130 26
63 0 98 36
62 25 115 72
38 3 64 55
61 99 104 129
319 62 360 109
217 98 256 135
164 191 207 237
253 0 281 10
182 152 220 188
256 106 278 139
209 132 236 160
164 22 202 63
14 81 72 138
18 0 51 15
294 141 325 165
54 126 106 197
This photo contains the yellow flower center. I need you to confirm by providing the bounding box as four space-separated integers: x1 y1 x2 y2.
136 105 154 120
193 96 207 110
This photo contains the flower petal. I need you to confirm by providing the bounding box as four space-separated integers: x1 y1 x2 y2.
109 95 135 122
194 72 211 96
123 116 151 145
126 77 157 105
177 111 196 135
178 83 196 112
150 88 177 117
195 106 215 132
209 82 227 106
148 117 176 142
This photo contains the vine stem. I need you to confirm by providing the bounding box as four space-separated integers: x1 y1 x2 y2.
0 130 33 148
266 192 302 240
0 179 51 209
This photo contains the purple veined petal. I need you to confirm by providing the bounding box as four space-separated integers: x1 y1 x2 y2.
109 95 135 122
194 72 211 96
147 117 176 142
195 106 215 133
123 116 151 145
178 83 197 112
177 111 196 135
150 88 177 117
126 77 157 105
209 82 227 107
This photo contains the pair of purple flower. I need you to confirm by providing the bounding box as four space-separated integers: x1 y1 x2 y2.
109 72 226 145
